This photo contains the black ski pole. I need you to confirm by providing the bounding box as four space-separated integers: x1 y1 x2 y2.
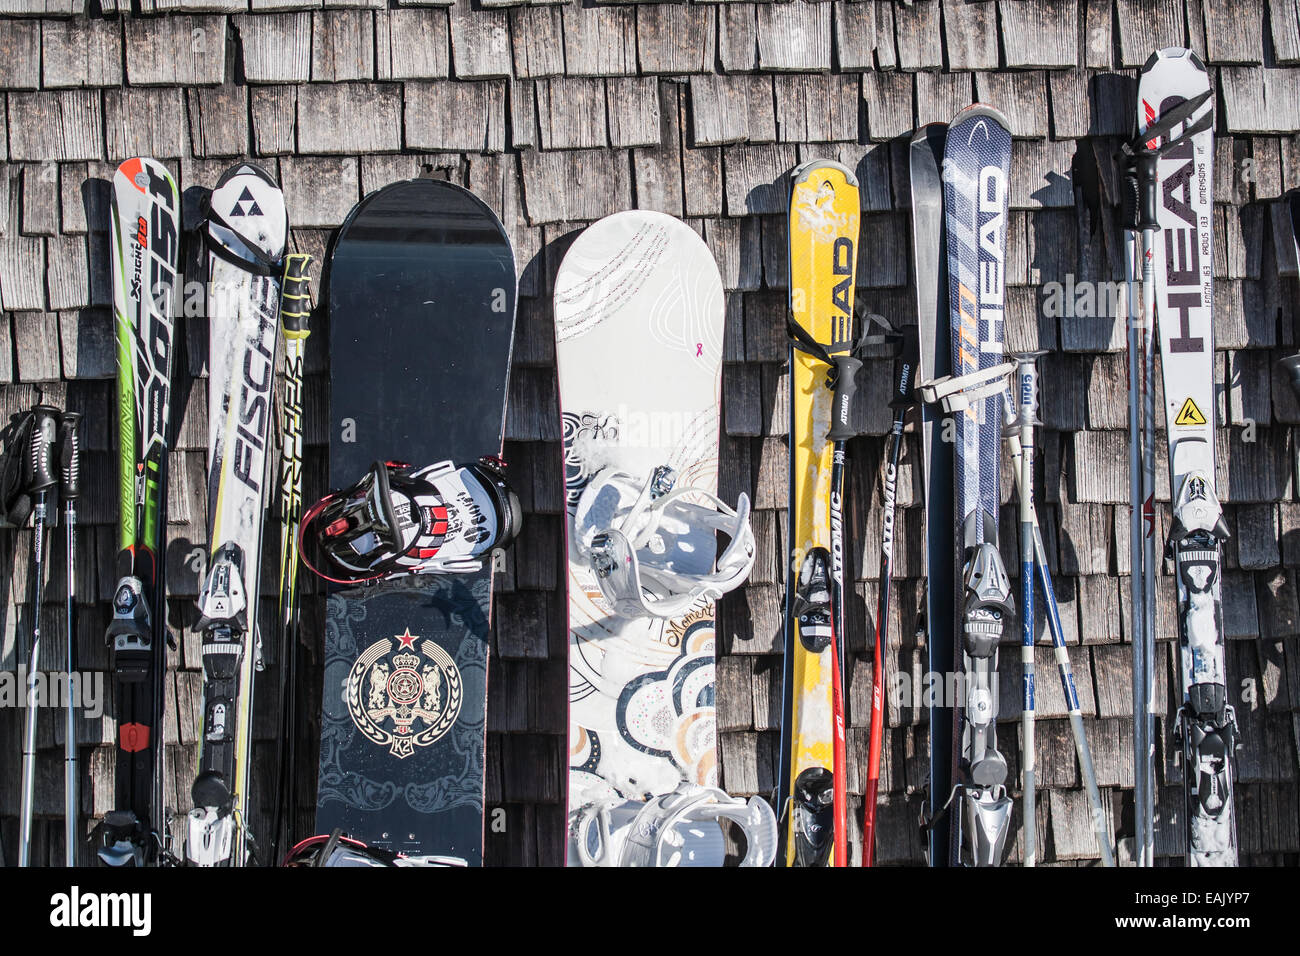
18 404 61 867
58 411 81 866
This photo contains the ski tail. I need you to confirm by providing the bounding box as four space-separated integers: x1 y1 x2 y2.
188 161 288 866
780 159 859 867
100 157 181 867
271 252 313 863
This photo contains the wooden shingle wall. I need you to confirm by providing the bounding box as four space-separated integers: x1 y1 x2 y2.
1 0 1298 867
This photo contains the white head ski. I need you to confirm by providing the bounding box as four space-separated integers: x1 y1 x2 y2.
1138 47 1238 867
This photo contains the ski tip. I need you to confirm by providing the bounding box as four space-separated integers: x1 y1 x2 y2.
790 158 858 188
1142 46 1208 75
113 157 178 197
214 161 279 189
949 103 1012 132
910 122 948 145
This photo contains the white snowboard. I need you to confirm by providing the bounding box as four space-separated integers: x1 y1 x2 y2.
555 211 726 860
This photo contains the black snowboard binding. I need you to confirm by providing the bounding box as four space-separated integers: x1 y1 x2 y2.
300 457 522 583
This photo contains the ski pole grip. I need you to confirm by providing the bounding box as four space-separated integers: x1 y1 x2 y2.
827 354 863 442
58 412 81 502
28 405 60 493
1119 159 1140 232
280 253 313 336
1136 153 1159 231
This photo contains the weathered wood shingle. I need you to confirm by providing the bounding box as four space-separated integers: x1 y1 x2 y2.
297 82 402 154
236 13 313 84
756 1 832 72
0 19 40 90
562 3 637 76
41 17 124 89
9 91 104 163
636 4 715 74
999 0 1080 69
310 9 375 81
449 0 512 79
405 80 507 153
125 15 228 86
691 74 777 148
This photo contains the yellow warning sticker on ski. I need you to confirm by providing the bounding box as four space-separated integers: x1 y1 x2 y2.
1175 398 1207 426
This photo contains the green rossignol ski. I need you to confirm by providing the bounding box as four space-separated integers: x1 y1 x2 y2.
99 157 181 867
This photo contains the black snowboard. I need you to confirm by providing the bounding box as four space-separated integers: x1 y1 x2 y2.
314 178 516 865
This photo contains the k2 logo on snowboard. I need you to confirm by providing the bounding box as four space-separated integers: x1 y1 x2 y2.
347 628 464 758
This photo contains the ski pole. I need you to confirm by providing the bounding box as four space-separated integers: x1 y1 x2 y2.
862 323 917 866
1003 352 1043 866
271 252 312 863
826 326 859 869
1003 355 1117 867
58 411 81 866
18 404 61 867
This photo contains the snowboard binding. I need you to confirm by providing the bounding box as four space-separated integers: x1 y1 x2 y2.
573 465 755 618
281 830 468 867
570 783 778 867
300 457 522 583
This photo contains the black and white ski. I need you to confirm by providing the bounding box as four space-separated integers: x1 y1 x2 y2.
185 163 288 866
1136 48 1238 867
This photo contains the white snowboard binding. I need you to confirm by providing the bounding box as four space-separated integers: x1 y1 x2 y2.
573 465 755 618
570 783 778 867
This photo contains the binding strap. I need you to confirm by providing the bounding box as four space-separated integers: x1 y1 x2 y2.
918 362 1015 414
575 466 755 619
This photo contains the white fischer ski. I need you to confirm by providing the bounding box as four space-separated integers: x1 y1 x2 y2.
186 163 288 866
1132 48 1238 867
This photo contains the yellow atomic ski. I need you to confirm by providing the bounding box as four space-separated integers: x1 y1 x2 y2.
779 160 860 867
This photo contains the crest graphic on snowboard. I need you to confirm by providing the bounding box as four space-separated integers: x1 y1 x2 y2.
346 628 464 759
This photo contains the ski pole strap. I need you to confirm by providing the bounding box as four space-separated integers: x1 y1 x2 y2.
575 466 755 619
787 311 908 440
1119 88 1213 161
918 362 1014 414
203 200 283 277
1119 89 1213 232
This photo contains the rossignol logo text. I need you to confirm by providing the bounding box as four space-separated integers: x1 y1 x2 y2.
49 887 151 936
130 166 178 460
